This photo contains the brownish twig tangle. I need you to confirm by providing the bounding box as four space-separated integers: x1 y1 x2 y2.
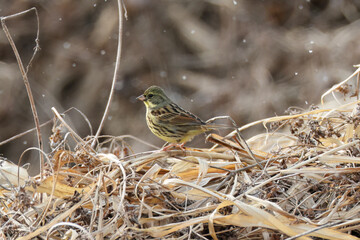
2 67 360 239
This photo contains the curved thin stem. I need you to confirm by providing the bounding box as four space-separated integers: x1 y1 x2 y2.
91 0 124 148
1 7 44 178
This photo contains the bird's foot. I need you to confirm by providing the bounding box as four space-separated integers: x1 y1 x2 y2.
161 143 186 151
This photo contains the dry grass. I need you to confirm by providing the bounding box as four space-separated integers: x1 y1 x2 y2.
2 67 360 239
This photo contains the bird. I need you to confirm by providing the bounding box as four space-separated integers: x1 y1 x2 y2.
137 85 224 150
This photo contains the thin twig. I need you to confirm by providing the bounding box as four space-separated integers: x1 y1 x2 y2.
285 221 342 240
0 107 92 147
51 107 89 148
1 7 44 178
91 0 124 148
0 120 52 147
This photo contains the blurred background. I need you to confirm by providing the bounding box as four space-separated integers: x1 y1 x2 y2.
1 0 360 174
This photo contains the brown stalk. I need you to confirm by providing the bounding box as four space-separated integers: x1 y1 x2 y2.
0 8 44 177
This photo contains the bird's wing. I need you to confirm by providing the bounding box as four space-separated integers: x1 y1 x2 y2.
156 104 206 126
169 113 204 126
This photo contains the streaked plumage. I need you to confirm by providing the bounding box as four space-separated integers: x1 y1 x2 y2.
137 86 213 146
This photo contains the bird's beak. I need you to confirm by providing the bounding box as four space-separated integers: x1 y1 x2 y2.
136 94 146 101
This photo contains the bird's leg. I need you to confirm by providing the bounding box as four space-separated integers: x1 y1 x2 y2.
179 143 186 151
161 142 186 151
161 143 177 151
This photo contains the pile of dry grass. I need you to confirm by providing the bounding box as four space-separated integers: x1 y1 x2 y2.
2 67 360 239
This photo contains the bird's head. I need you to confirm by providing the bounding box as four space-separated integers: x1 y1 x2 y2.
137 86 171 109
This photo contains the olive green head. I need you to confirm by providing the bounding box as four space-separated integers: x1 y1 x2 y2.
137 86 172 109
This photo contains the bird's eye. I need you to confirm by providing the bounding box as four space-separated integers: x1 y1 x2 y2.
148 94 153 98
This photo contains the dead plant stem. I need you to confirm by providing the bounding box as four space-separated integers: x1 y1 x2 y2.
0 7 44 178
91 0 124 148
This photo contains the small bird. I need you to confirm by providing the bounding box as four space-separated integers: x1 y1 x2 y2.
137 86 221 150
